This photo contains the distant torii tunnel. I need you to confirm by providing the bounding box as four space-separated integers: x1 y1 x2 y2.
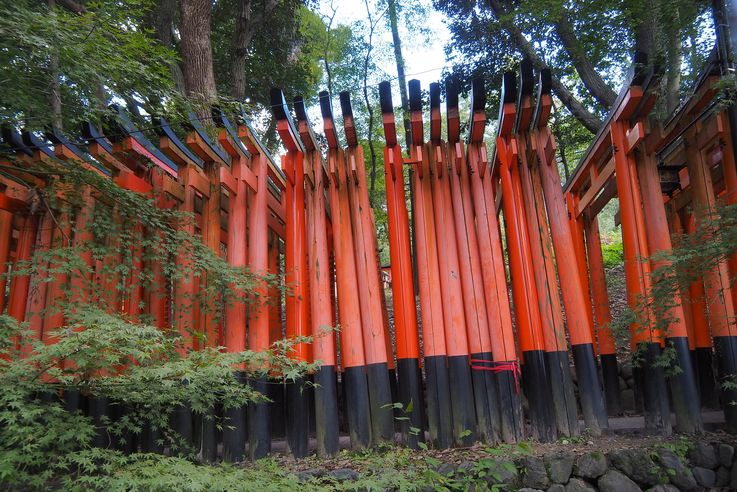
1 52 736 460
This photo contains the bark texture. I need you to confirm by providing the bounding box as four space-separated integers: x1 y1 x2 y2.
387 0 412 149
231 0 279 101
180 0 217 108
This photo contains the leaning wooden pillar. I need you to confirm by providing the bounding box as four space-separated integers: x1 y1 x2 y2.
635 129 702 433
272 89 311 459
467 78 525 443
584 216 621 415
295 95 340 457
379 81 426 447
444 82 488 444
213 109 251 462
611 119 670 433
0 209 13 313
516 67 579 437
319 91 371 449
339 91 395 444
496 71 556 442
405 80 450 447
675 209 718 408
237 118 275 459
684 131 737 433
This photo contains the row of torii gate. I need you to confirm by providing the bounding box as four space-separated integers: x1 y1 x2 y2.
1 53 736 461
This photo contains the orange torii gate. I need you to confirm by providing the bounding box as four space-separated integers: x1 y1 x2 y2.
9 42 737 460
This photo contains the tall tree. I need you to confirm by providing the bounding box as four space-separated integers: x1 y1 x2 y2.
180 0 218 110
387 0 412 148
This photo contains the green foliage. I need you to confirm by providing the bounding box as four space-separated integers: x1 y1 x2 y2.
0 0 175 129
602 241 625 269
0 157 319 489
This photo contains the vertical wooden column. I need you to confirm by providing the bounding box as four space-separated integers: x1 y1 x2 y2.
7 215 39 336
26 213 53 345
468 77 525 443
516 67 579 438
636 139 702 433
378 82 426 447
682 211 719 408
444 82 487 444
685 132 737 432
0 210 13 313
339 91 394 444
401 80 446 447
295 95 339 457
611 120 670 433
584 216 621 415
319 91 371 449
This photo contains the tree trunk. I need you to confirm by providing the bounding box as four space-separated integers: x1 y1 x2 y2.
180 0 217 112
664 19 682 115
231 0 254 101
554 12 616 109
487 0 602 133
151 0 185 93
387 0 412 149
49 0 62 130
363 0 378 196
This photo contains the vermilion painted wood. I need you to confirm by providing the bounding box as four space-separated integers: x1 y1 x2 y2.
611 121 660 347
268 234 282 346
449 140 492 357
566 193 596 348
25 214 52 345
41 212 71 343
584 217 617 355
0 210 13 314
684 133 737 339
247 152 271 353
467 144 517 362
413 141 446 359
498 137 545 354
7 216 38 324
326 146 366 369
384 144 420 361
344 144 390 367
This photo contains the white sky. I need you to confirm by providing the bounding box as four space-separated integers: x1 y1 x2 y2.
318 0 450 97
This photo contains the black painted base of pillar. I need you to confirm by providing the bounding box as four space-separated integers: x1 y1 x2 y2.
695 347 719 409
447 355 477 446
140 422 164 454
545 350 579 437
522 350 556 442
197 406 217 462
470 352 501 443
366 362 394 444
667 337 703 433
397 357 426 448
89 396 110 449
423 355 452 448
496 367 524 442
600 353 621 416
714 336 737 433
344 366 371 449
314 365 339 456
639 342 672 435
222 372 247 462
248 377 271 460
286 376 310 459
571 343 608 435
63 389 82 414
269 381 285 438
171 403 193 455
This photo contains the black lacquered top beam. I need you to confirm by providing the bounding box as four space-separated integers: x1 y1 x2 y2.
106 104 179 172
236 108 279 170
2 126 33 156
445 80 460 144
468 78 486 144
81 121 114 154
185 110 232 164
532 69 553 129
514 58 535 133
294 95 319 151
408 79 424 145
270 87 304 153
21 131 53 158
212 107 251 159
430 82 441 142
379 81 398 147
339 91 358 147
154 115 204 167
497 71 518 138
318 90 340 149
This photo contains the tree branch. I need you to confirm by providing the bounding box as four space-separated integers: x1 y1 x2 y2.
554 12 617 108
487 0 603 133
